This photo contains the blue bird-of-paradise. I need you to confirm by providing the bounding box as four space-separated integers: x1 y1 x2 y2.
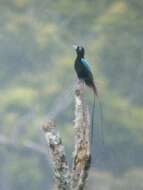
73 45 98 96
73 45 104 151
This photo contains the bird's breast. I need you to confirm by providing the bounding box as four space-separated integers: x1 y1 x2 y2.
74 60 88 79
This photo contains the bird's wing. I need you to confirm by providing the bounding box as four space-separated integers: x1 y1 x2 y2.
80 58 92 72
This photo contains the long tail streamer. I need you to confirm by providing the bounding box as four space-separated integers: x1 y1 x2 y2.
90 88 104 148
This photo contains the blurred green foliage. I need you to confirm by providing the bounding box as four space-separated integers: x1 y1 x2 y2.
0 0 143 189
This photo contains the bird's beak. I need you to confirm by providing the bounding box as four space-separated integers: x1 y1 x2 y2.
72 44 78 50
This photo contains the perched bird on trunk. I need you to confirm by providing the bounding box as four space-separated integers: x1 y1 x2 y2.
73 45 104 147
73 45 98 96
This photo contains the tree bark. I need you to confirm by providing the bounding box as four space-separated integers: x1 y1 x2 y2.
42 81 91 190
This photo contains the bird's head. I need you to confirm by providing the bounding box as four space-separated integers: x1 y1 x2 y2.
73 45 85 58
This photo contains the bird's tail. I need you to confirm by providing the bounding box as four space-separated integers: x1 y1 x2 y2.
92 82 98 97
91 91 95 146
91 82 104 145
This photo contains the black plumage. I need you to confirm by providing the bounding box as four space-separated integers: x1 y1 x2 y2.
73 45 98 96
73 45 104 148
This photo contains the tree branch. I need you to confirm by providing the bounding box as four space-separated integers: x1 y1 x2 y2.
42 81 91 190
71 81 91 190
43 120 71 190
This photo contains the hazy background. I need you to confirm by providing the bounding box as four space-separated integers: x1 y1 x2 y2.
0 0 143 189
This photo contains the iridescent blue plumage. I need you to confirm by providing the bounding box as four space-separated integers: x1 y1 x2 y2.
80 58 92 72
73 45 104 149
74 46 98 96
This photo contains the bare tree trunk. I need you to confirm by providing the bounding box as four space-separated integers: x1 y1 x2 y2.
42 81 91 190
43 120 71 190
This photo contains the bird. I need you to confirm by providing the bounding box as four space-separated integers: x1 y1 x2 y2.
73 45 98 96
73 45 104 147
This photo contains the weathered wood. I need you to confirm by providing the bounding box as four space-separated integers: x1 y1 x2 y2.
43 120 71 190
71 81 91 190
42 81 91 190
